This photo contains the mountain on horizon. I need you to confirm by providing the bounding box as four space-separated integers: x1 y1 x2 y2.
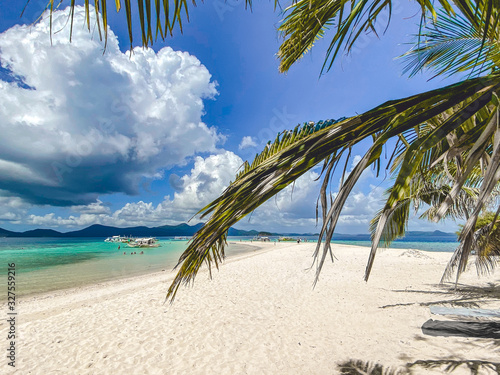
0 223 458 241
0 223 259 238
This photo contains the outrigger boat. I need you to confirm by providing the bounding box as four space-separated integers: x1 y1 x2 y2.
252 236 270 242
104 235 135 243
127 237 160 248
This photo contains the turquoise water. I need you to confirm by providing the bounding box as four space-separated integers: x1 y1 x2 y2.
238 235 459 253
331 240 459 252
0 237 255 298
0 236 459 298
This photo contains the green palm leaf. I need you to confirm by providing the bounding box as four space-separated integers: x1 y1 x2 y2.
277 0 491 74
450 127 500 280
366 86 500 280
29 0 253 50
369 170 481 249
402 10 500 78
166 74 500 302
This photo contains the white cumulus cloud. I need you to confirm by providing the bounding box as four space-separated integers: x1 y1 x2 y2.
0 191 30 225
0 6 219 206
238 136 257 150
25 151 243 228
236 171 322 232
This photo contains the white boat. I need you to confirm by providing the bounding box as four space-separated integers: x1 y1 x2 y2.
253 236 270 242
127 237 160 248
104 235 135 243
173 236 189 240
104 235 124 243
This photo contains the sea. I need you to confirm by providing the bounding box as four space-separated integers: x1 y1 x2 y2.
0 236 459 299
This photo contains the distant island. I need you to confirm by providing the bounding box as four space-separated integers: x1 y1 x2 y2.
0 224 458 242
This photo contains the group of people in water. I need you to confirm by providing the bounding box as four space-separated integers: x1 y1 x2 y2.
119 245 144 255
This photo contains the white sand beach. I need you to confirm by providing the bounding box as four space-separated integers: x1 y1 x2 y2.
1 242 499 374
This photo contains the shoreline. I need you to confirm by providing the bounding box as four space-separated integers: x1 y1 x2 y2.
1 242 498 374
14 241 448 304
0 237 459 301
6 241 269 302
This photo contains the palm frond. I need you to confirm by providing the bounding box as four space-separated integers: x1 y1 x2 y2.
370 199 410 247
434 107 499 220
449 125 500 281
402 10 500 78
365 83 500 280
442 216 500 282
277 0 339 73
277 0 485 74
394 103 500 283
474 219 500 277
166 74 500 302
420 185 481 221
279 0 399 73
368 163 482 252
33 0 254 50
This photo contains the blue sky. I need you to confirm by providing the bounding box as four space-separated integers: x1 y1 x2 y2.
0 0 464 234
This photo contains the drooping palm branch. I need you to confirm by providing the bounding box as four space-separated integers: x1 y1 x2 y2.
406 7 500 283
166 74 500 301
472 207 500 276
16 1 499 299
369 171 481 249
368 131 500 280
366 92 500 282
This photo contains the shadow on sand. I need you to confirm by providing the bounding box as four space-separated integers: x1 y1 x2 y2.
338 359 500 374
339 281 500 373
381 282 500 310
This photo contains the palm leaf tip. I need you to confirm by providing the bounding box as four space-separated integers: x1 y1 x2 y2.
166 116 352 302
166 232 228 303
